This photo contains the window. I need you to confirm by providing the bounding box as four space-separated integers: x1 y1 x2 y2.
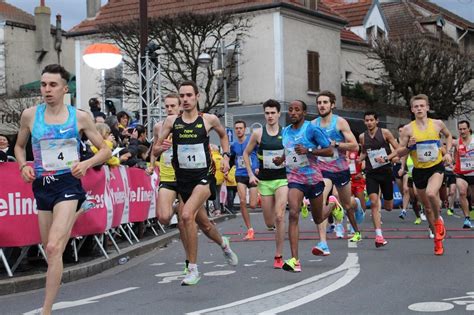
307 51 320 92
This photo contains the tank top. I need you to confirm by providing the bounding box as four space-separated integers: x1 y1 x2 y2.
257 125 286 180
408 119 442 169
454 137 474 175
32 104 81 177
312 114 348 172
158 134 175 182
171 114 213 182
231 136 258 177
282 121 324 185
363 128 392 172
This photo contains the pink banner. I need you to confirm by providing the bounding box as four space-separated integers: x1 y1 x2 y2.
71 167 108 237
0 162 40 247
127 167 154 223
107 166 126 228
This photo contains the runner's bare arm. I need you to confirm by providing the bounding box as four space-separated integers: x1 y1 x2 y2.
206 114 230 173
383 128 399 161
337 117 358 152
147 122 163 174
437 120 453 164
243 128 261 180
397 124 412 158
357 133 367 162
14 108 35 182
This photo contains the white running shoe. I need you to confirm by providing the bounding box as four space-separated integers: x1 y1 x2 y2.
222 236 238 266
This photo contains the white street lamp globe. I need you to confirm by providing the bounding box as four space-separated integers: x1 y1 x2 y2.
197 52 212 67
83 43 122 70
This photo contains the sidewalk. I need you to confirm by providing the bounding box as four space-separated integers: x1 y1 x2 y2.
0 214 235 296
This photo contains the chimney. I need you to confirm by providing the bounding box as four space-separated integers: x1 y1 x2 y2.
87 0 101 19
34 0 51 56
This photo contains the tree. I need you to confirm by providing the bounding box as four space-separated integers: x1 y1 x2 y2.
99 11 252 113
369 36 473 118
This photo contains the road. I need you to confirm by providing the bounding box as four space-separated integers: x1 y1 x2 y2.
2 209 473 315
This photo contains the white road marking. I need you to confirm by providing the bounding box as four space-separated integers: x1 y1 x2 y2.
214 264 226 268
23 287 139 315
204 270 236 276
244 263 256 267
187 253 359 315
150 262 165 266
408 302 455 312
308 259 322 262
253 260 267 263
203 261 215 264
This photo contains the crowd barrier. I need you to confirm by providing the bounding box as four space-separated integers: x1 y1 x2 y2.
0 162 160 276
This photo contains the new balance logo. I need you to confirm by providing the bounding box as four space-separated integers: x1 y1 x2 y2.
59 128 72 134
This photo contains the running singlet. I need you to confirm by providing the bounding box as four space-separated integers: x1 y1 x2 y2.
171 114 213 182
159 134 176 182
257 125 286 181
282 121 330 185
32 104 81 178
231 136 258 177
408 119 442 169
454 137 474 175
312 114 349 172
363 128 392 172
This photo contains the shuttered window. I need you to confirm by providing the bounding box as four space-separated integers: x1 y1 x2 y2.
307 51 320 92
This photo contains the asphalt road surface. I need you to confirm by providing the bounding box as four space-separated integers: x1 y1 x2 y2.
2 208 473 315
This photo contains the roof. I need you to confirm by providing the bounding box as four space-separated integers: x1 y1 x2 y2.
0 1 34 25
411 0 473 30
381 1 426 39
70 0 345 34
341 28 366 44
323 0 372 26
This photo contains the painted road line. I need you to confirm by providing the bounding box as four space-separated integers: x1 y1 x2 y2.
187 253 359 315
23 287 139 315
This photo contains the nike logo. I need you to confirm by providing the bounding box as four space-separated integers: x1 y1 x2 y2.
340 180 350 186
64 194 75 198
59 128 72 134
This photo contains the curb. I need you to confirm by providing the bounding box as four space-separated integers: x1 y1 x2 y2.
0 214 235 296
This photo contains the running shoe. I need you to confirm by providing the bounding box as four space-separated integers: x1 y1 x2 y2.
447 208 454 216
266 225 276 231
243 228 255 240
326 224 336 234
79 195 97 214
348 225 355 236
282 257 301 272
434 239 444 256
463 218 472 229
222 237 238 266
273 256 284 269
335 223 345 239
329 195 344 221
183 260 189 275
399 209 407 220
428 228 435 239
414 217 422 225
349 231 362 242
354 197 365 225
181 270 201 286
375 235 388 248
312 241 331 256
420 211 427 221
434 217 446 241
301 203 309 219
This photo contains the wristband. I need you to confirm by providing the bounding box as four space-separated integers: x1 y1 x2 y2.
19 164 28 171
222 152 231 158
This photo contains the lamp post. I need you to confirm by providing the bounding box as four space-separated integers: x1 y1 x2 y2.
83 43 123 112
198 38 229 128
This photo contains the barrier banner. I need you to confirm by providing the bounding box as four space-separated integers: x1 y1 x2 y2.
148 170 159 219
106 166 127 229
127 167 155 223
0 162 40 247
71 167 108 237
119 166 131 224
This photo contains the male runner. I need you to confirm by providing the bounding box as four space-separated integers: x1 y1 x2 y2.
453 120 473 229
277 100 334 272
397 94 452 255
15 64 111 315
157 81 238 285
230 120 259 239
312 91 363 252
243 99 288 268
359 111 399 247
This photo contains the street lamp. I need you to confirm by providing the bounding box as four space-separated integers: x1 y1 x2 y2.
198 38 229 128
83 43 123 112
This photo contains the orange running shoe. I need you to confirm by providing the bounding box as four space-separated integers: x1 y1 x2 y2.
375 235 388 248
434 240 444 256
243 228 255 240
434 217 446 241
273 256 284 269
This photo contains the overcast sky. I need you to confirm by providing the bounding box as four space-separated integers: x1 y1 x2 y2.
5 0 474 31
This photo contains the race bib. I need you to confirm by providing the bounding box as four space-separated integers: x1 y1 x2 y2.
177 143 207 169
262 149 285 169
417 143 438 163
162 148 173 166
349 160 357 174
460 155 474 172
237 156 245 168
40 138 79 171
285 148 309 169
368 148 389 169
318 148 339 162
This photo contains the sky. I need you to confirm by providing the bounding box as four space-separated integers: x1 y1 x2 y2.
4 0 474 30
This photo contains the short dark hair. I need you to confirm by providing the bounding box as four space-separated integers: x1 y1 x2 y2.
41 64 70 83
89 97 100 110
93 111 106 120
179 80 199 95
458 120 470 129
263 99 281 113
364 111 378 119
293 100 307 111
317 90 336 105
234 120 246 128
117 111 130 122
134 124 146 137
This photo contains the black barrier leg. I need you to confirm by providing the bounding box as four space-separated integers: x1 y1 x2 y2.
0 249 13 277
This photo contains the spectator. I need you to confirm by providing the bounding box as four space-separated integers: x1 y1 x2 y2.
117 111 131 137
129 124 150 154
134 144 149 169
105 115 123 147
0 134 14 157
88 97 101 113
211 144 224 214
225 165 237 213
105 99 117 116
91 123 120 167
119 148 138 167
93 111 107 124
